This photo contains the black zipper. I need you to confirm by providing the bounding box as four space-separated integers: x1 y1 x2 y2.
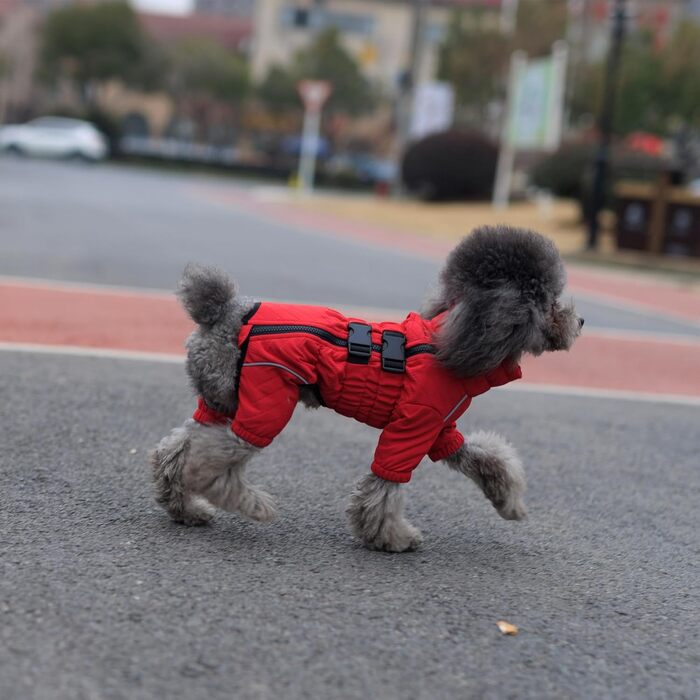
248 324 435 358
406 343 436 358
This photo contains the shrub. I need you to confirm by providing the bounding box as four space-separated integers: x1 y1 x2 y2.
531 141 668 221
530 142 594 199
84 108 122 156
401 130 498 201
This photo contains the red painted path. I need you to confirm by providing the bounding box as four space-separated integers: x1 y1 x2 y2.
2 280 699 400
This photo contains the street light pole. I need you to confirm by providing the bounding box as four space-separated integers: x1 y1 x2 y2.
587 0 626 249
392 0 428 196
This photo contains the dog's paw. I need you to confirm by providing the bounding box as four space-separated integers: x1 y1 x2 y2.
365 520 423 553
238 487 278 523
496 497 527 521
178 496 216 526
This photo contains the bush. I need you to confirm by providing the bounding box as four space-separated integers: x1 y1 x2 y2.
401 130 498 201
530 142 593 199
531 141 668 221
84 108 122 156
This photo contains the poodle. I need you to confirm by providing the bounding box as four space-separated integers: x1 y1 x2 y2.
151 225 582 552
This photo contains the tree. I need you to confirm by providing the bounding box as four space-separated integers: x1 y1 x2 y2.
438 2 568 126
257 28 375 116
0 51 8 124
168 38 249 104
437 13 508 124
513 0 568 58
256 65 299 114
293 28 375 115
657 22 700 129
165 38 250 142
40 1 156 104
571 21 700 135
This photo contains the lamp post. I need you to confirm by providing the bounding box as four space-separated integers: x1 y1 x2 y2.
587 0 626 250
392 0 429 196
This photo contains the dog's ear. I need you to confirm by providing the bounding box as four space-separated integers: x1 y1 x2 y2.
435 287 535 377
421 282 449 319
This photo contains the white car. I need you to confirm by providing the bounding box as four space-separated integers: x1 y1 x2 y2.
0 116 108 161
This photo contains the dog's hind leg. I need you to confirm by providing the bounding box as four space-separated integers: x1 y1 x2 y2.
444 431 527 520
183 422 277 522
347 473 422 552
152 420 277 525
151 423 216 526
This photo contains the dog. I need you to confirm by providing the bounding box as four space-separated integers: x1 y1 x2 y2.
151 225 582 552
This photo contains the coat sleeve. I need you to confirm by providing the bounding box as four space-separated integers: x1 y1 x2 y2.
231 364 300 448
371 404 445 483
427 422 465 462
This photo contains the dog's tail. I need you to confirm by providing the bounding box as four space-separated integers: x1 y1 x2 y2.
177 263 236 328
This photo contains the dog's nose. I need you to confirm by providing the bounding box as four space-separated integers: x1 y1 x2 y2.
579 318 585 328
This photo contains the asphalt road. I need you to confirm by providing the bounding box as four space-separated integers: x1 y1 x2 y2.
2 352 697 700
1 158 698 337
1 159 699 699
0 159 436 312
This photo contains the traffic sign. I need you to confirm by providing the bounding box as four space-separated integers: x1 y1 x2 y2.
298 80 332 114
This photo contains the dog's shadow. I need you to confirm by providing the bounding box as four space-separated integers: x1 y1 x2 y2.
154 505 535 573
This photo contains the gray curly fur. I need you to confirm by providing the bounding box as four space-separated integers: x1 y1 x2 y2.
178 264 255 415
347 474 423 552
424 225 581 377
445 431 527 520
152 229 581 551
151 420 275 525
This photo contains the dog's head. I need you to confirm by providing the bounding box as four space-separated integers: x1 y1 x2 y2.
424 225 582 377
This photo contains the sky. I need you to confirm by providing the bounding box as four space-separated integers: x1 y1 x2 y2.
132 0 193 15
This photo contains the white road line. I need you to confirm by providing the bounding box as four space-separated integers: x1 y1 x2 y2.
504 382 700 408
0 274 175 300
2 341 699 408
0 342 183 364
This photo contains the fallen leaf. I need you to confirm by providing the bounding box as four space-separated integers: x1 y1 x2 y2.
496 620 519 635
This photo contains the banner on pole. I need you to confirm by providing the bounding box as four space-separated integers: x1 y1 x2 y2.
507 42 568 151
410 82 455 140
493 42 568 208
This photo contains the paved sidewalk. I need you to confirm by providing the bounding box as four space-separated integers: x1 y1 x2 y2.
3 279 700 402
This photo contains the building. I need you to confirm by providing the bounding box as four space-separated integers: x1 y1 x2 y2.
251 1 502 93
0 0 40 122
139 11 252 53
195 0 254 17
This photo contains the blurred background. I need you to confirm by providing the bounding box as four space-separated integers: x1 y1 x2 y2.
1 4 700 699
2 0 700 259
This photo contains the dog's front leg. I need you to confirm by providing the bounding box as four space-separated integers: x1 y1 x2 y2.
444 431 527 520
346 473 422 552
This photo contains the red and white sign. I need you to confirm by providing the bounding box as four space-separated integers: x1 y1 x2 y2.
298 80 332 113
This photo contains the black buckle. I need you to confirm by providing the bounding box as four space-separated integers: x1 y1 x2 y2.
347 322 372 364
381 331 405 373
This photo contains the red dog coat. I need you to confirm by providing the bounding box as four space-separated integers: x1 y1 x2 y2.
193 302 521 483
